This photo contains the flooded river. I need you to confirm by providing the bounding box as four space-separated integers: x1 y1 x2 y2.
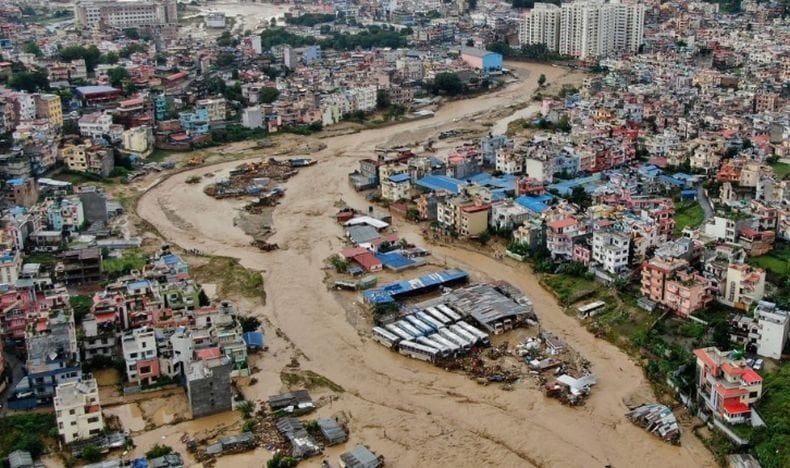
136 61 715 467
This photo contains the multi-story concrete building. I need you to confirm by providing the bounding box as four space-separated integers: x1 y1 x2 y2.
54 377 104 444
34 94 63 127
519 3 562 51
437 196 490 237
381 173 412 202
591 230 630 274
641 257 712 317
752 301 789 360
195 97 227 123
522 1 645 59
122 126 154 154
60 143 115 177
186 356 233 418
694 347 763 425
78 112 114 140
720 263 766 311
121 327 160 386
74 0 177 29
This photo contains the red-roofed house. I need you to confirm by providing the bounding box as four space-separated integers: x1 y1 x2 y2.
351 252 382 273
694 347 763 425
547 217 584 260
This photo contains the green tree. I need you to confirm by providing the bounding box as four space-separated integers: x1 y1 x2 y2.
215 52 236 67
267 453 298 468
376 89 391 110
100 52 119 64
119 43 146 58
465 38 475 47
236 400 255 418
59 45 101 71
81 447 102 463
23 41 42 57
106 66 130 87
239 316 261 333
69 295 93 325
432 72 464 96
145 444 173 459
259 87 280 104
537 73 546 87
124 28 140 40
8 70 49 92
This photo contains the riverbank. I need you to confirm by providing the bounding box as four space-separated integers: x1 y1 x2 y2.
135 61 715 467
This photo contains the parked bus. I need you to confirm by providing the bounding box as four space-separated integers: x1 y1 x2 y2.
405 315 435 334
438 328 472 350
396 320 425 338
437 304 462 322
576 300 606 318
457 321 491 346
416 336 450 358
415 311 445 331
398 340 438 362
425 307 452 325
450 324 480 346
429 333 461 355
372 327 401 348
385 324 414 342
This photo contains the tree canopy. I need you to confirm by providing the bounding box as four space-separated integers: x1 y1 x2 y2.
59 45 101 71
431 72 464 96
8 70 49 92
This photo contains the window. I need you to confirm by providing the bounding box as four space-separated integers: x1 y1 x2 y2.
749 391 758 398
140 366 151 374
87 417 99 423
69 409 76 415
71 421 77 426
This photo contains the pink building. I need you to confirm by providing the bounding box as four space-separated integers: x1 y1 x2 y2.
547 217 583 260
641 257 713 317
694 347 763 425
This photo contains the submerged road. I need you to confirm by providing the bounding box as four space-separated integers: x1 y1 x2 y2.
137 61 716 468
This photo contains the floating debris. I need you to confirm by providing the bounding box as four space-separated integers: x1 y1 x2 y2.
627 403 681 445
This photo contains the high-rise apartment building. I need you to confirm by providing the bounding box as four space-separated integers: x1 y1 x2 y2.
520 1 644 59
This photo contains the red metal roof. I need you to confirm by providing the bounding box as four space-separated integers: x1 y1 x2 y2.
340 247 369 259
196 347 222 361
462 203 491 213
352 252 382 271
722 400 750 415
548 218 577 229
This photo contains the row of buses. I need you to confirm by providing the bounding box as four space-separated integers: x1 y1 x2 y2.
372 305 491 363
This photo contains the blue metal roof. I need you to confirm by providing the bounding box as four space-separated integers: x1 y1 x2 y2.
161 254 182 265
515 196 549 214
6 177 25 186
389 173 411 183
375 252 415 269
127 280 151 290
547 174 602 195
415 175 464 193
362 289 396 305
243 331 265 348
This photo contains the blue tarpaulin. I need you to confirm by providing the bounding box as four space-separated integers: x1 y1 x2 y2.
243 331 266 349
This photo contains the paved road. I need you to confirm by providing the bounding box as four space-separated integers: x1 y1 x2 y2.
697 184 714 220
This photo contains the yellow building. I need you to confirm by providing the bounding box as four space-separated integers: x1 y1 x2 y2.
35 94 63 127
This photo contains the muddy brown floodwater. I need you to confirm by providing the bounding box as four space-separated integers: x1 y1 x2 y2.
137 62 716 467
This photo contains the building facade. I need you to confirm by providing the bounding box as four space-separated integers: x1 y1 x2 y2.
54 377 104 444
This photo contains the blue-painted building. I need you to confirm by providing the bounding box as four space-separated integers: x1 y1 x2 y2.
461 47 503 73
179 107 210 135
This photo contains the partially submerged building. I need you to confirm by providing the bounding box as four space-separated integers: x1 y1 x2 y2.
186 356 233 418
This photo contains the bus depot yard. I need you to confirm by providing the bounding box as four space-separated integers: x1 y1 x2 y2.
361 271 597 405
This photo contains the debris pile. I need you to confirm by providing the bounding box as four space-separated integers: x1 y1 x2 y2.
627 404 681 445
542 374 596 406
204 158 303 199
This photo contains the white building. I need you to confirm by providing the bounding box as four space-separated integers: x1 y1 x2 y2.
241 106 264 129
721 263 766 311
122 126 154 154
205 11 226 28
78 112 113 140
592 230 630 274
381 173 412 202
54 377 104 444
525 157 552 183
74 0 177 29
521 1 645 59
195 97 227 122
15 93 37 122
121 327 158 386
350 86 377 113
519 3 562 51
754 301 789 360
495 148 524 175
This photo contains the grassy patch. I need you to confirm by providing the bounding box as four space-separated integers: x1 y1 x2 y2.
280 370 344 393
147 149 177 163
0 413 57 461
674 201 705 236
749 363 790 468
103 249 147 277
770 162 790 179
749 242 790 278
542 274 598 305
192 256 265 302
